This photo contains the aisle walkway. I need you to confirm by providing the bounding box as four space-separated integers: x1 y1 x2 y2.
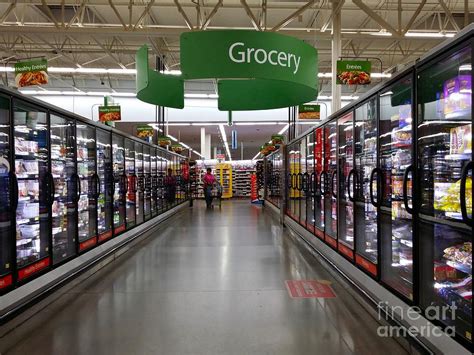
1 201 408 355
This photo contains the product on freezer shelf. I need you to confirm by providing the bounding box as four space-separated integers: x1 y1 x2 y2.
434 177 472 216
450 124 472 155
15 160 39 175
14 138 38 155
17 201 39 219
19 224 39 239
444 242 472 268
443 75 472 118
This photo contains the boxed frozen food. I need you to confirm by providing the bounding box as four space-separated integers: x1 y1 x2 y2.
17 202 39 219
444 242 472 267
443 75 472 117
435 178 472 215
450 124 472 155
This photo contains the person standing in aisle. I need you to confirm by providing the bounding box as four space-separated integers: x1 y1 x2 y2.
164 168 176 205
203 167 216 208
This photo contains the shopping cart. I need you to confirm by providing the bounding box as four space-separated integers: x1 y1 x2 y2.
211 182 223 209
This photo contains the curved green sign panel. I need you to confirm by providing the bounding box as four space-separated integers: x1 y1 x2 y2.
136 30 318 111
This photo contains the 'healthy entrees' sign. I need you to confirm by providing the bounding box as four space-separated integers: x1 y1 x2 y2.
98 106 121 122
14 59 48 87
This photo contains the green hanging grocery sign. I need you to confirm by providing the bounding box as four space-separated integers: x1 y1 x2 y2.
98 105 121 122
136 30 318 111
14 59 48 87
336 60 371 85
298 104 320 120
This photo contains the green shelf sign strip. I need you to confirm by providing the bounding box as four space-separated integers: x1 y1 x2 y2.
136 30 318 111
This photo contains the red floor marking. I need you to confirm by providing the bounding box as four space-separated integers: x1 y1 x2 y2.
285 280 336 299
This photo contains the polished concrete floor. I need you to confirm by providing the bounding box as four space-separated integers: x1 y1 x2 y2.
0 201 408 355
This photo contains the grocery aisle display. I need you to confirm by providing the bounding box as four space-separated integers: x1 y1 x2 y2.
124 139 136 229
135 143 144 224
379 75 414 300
264 28 472 351
96 129 113 243
13 101 50 281
50 113 77 265
417 44 472 344
337 112 355 260
314 127 324 238
112 134 126 235
143 145 152 221
0 95 13 290
354 98 379 276
150 148 158 217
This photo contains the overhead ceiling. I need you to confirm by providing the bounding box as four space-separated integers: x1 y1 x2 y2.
0 0 471 97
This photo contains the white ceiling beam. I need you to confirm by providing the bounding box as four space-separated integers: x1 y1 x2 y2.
67 2 87 28
133 0 156 30
92 36 127 68
403 0 426 34
351 0 399 36
240 0 261 31
321 0 344 32
437 0 460 31
174 0 194 30
128 0 132 28
465 0 469 28
201 0 223 30
271 0 316 32
40 0 60 28
109 0 128 29
0 1 16 24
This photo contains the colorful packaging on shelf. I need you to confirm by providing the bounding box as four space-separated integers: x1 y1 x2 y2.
450 124 472 155
443 75 471 118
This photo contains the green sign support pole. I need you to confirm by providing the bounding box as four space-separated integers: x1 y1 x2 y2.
228 111 233 126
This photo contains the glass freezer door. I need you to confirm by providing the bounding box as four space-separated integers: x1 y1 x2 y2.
379 76 414 300
337 112 355 260
97 129 113 243
0 95 13 290
150 148 158 217
418 45 472 343
135 143 144 224
124 139 136 229
314 127 325 238
13 101 50 281
112 134 126 235
354 98 379 277
299 138 308 229
143 145 151 221
50 114 77 265
76 123 98 252
324 120 338 248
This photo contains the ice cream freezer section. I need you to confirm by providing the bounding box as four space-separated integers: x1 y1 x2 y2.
417 44 472 344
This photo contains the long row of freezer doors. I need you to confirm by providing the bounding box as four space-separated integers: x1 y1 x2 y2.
0 97 186 293
285 42 472 347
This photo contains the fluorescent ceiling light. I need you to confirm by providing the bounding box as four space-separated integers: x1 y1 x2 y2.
380 91 393 97
235 122 278 125
191 122 219 126
459 64 471 71
184 93 218 99
405 31 455 38
168 123 191 126
318 72 391 78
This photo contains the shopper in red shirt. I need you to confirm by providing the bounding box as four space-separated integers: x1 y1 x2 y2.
203 167 216 208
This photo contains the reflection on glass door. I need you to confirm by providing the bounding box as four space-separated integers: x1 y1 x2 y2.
97 129 113 243
380 76 414 300
324 120 338 248
76 123 98 252
112 134 126 234
306 134 316 235
354 98 379 277
157 151 165 213
14 101 50 280
337 112 355 260
143 146 151 220
135 143 144 224
314 127 325 238
0 95 13 290
418 45 472 343
50 114 77 265
151 148 158 217
300 138 308 228
125 139 136 229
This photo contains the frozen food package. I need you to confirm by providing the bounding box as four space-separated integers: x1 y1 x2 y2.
18 181 28 197
450 124 472 155
435 178 472 216
22 160 39 174
443 75 472 118
15 138 29 154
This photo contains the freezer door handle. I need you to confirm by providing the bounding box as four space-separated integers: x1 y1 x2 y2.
74 173 81 203
460 161 473 226
296 173 303 191
48 173 55 206
369 168 382 207
319 171 326 196
10 172 19 211
347 169 355 202
302 172 309 193
402 165 413 215
93 173 100 199
331 170 337 198
309 172 315 194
